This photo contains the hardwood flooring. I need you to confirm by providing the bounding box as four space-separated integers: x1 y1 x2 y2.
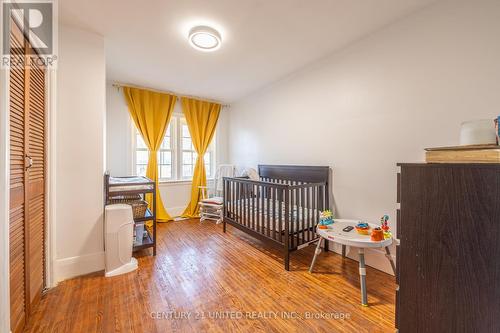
25 219 395 333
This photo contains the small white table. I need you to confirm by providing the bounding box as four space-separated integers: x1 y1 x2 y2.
309 219 396 306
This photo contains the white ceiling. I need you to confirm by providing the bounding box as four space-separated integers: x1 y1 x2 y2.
60 0 437 102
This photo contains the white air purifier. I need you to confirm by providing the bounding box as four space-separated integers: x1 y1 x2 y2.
104 204 138 277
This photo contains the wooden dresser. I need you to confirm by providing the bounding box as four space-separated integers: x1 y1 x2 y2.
396 164 500 332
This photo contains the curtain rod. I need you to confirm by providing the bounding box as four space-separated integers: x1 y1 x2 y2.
111 82 230 108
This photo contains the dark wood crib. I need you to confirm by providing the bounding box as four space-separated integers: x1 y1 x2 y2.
222 165 330 270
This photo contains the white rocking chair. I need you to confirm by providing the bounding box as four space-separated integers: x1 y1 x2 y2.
198 165 234 224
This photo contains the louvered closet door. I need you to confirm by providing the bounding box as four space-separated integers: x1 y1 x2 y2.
25 55 46 307
9 19 27 333
9 16 47 333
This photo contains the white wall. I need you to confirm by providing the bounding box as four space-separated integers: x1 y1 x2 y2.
54 25 106 282
228 0 500 274
106 83 230 217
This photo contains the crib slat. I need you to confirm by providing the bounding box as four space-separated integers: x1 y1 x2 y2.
284 189 290 251
318 185 324 211
239 182 243 225
306 186 310 242
241 183 245 227
228 180 232 220
246 183 250 229
256 184 259 231
233 181 236 222
278 188 282 242
250 184 254 231
266 185 270 236
224 179 227 218
290 187 295 249
272 187 277 238
253 184 256 231
301 187 305 245
245 183 248 229
262 184 265 234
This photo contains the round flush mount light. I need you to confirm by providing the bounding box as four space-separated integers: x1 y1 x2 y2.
188 26 222 52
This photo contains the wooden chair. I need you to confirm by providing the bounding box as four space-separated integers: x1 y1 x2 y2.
198 184 223 224
199 165 235 224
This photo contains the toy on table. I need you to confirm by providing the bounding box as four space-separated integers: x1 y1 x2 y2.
370 227 384 241
355 222 370 235
318 210 334 229
380 215 392 239
496 116 500 145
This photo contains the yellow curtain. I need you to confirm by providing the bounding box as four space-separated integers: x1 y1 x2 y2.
123 87 176 222
181 97 221 218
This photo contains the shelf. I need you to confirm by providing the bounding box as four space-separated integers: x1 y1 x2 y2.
133 230 154 252
105 173 156 256
108 189 154 196
134 208 153 222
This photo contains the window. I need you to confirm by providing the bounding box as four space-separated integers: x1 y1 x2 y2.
136 124 173 179
134 115 215 181
180 119 213 179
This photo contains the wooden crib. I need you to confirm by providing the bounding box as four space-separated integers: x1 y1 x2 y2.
222 165 330 270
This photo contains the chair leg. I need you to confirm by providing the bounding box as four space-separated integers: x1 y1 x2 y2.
217 208 223 224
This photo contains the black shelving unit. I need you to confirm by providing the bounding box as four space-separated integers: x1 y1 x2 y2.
104 173 156 255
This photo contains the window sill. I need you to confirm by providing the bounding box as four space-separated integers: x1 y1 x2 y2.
158 178 214 186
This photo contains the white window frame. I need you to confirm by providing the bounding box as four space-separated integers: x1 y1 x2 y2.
132 114 216 182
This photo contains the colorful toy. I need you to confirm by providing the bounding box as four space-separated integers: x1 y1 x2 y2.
496 116 500 145
355 222 370 235
380 215 392 239
319 210 334 226
370 227 384 241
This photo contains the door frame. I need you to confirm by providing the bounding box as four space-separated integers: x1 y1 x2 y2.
1 63 12 333
45 68 56 288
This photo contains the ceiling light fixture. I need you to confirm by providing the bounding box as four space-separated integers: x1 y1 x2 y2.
188 26 221 52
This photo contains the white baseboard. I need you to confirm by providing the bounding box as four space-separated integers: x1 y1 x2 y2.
54 252 105 284
328 242 396 276
52 207 186 284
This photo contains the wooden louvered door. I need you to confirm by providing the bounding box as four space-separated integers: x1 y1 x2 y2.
9 16 47 333
25 49 46 309
9 18 28 333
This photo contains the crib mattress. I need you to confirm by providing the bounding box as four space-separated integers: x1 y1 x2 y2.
227 198 318 231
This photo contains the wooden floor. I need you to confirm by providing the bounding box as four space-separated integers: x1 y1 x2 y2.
25 219 395 333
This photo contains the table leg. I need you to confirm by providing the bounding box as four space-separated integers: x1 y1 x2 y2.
309 238 323 273
359 248 368 306
385 246 396 275
342 245 346 258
